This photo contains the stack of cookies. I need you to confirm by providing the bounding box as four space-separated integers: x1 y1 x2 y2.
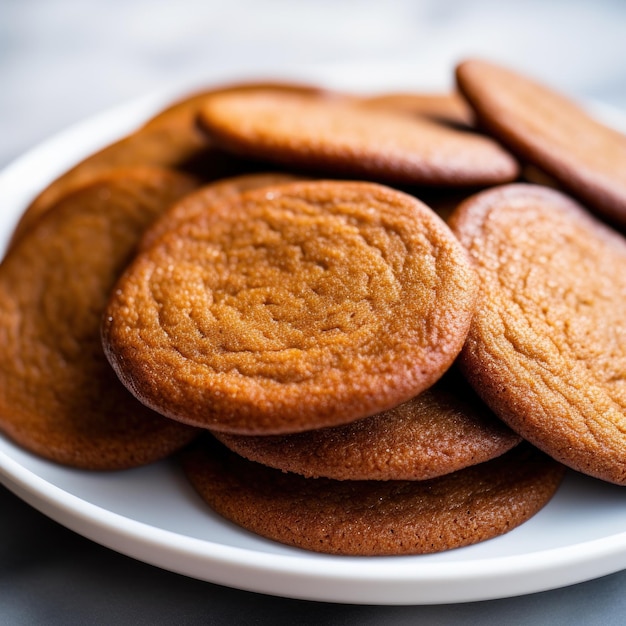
3 59 626 556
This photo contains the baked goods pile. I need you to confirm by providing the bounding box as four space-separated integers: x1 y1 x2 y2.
3 59 626 556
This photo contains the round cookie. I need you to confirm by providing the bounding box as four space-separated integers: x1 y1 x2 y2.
449 183 626 485
197 90 519 186
102 180 479 435
214 369 521 480
456 58 626 228
0 167 199 469
140 172 303 250
181 437 565 556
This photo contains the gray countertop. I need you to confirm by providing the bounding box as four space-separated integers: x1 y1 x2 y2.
2 1 626 622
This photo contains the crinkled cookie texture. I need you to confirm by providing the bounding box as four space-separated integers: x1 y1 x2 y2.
449 183 626 484
198 90 519 186
181 438 565 556
103 180 479 434
214 369 521 480
0 167 199 469
456 58 626 228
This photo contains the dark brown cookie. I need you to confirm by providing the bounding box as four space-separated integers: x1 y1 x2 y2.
449 183 626 484
214 369 521 480
0 167 199 469
456 58 626 227
198 90 519 186
103 181 478 435
181 437 565 556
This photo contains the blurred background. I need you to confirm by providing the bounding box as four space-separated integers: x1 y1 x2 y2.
3 0 626 169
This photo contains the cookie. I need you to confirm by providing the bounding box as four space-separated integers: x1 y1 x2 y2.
197 90 519 186
456 58 626 227
0 167 199 469
102 180 479 435
140 172 303 250
181 437 565 556
361 91 473 127
214 368 521 480
449 183 626 484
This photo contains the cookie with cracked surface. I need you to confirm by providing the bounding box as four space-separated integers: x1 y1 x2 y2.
449 183 626 484
197 90 519 186
181 437 565 556
0 167 199 469
103 180 479 435
456 58 626 228
213 368 521 480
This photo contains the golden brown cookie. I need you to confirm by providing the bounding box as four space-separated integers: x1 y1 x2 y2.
456 59 626 227
449 183 626 485
103 180 479 435
361 91 474 127
181 437 565 556
0 167 199 469
213 368 521 480
198 90 519 186
140 172 303 250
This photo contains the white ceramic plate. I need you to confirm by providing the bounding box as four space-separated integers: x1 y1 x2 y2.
2 78 626 606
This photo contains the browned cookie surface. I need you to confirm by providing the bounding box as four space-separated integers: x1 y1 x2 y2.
140 172 303 250
214 369 521 480
449 183 626 484
103 181 478 435
456 59 626 227
181 437 565 556
198 90 519 186
0 167 199 469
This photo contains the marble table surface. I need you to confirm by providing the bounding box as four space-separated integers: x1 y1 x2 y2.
2 0 626 623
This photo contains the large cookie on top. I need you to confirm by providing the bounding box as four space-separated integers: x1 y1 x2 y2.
103 180 478 435
449 183 626 484
0 167 199 469
181 437 564 556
